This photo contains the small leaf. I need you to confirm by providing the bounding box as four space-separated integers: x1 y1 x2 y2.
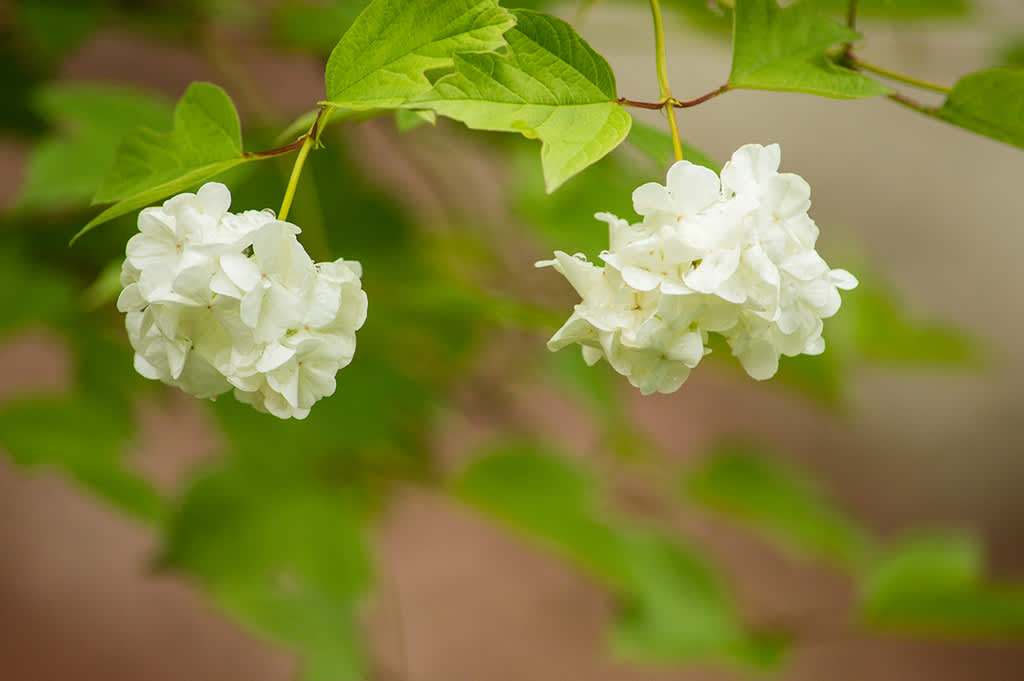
862 533 1024 638
19 84 173 210
934 68 1024 150
0 397 163 523
412 9 632 191
684 444 875 570
325 0 515 109
729 0 890 98
75 82 252 242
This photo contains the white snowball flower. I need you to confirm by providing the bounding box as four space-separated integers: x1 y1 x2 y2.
538 143 857 392
117 182 367 419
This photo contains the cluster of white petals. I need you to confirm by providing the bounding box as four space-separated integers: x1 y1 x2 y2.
117 182 367 419
538 144 857 394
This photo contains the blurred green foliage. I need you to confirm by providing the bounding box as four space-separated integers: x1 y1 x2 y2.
0 0 1019 679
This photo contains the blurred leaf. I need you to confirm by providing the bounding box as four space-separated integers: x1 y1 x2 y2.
934 68 1024 151
325 0 515 109
832 270 980 367
0 397 163 522
819 0 970 19
662 0 733 33
729 0 890 98
614 532 788 667
412 10 632 191
273 0 364 53
0 246 76 335
453 444 785 668
16 0 101 63
862 533 1024 637
394 108 436 132
77 82 253 241
19 84 173 210
514 139 639 257
684 444 875 570
162 460 372 681
0 36 47 135
998 37 1024 69
626 120 719 171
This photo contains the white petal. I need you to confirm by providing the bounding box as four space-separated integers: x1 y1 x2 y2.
665 161 721 215
829 269 858 290
632 182 674 216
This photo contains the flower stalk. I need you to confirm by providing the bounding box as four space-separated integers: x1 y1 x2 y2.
648 0 683 162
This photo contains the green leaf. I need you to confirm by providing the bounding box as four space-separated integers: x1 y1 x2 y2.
325 0 515 109
412 9 632 191
162 462 372 681
75 82 252 242
453 444 784 668
0 397 163 523
862 533 1024 637
18 84 173 210
684 445 875 570
934 68 1024 150
729 0 890 98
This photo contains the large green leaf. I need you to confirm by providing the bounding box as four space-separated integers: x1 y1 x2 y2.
934 68 1024 150
75 82 252 242
161 461 372 681
453 444 783 668
862 533 1024 637
18 84 173 210
324 0 514 109
412 9 632 191
0 397 163 523
729 0 890 98
684 445 875 571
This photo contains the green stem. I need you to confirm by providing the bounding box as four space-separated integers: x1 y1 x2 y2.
278 133 313 223
648 0 683 162
850 56 951 95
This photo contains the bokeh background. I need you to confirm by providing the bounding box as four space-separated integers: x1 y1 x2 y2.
1 0 1023 679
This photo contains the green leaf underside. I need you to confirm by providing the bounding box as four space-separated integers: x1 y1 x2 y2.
685 445 874 570
412 9 631 191
74 82 249 242
729 0 890 98
935 68 1024 150
19 84 173 209
862 534 1024 637
324 0 515 109
453 445 784 668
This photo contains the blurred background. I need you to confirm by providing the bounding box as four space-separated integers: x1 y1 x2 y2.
0 0 1023 679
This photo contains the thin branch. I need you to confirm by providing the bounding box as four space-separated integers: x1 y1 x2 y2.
617 84 731 111
848 56 951 95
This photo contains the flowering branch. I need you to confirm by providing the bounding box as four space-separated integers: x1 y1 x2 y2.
618 85 731 111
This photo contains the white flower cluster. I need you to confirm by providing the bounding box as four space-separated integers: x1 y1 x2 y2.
117 182 367 419
538 144 857 394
